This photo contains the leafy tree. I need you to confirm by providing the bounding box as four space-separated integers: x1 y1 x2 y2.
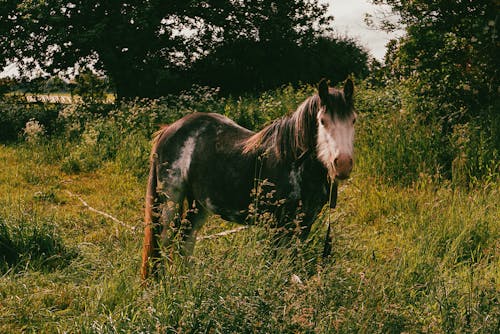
191 1 370 93
1 1 334 98
0 77 15 98
372 0 498 124
372 0 499 180
43 76 69 93
72 70 109 104
193 35 369 94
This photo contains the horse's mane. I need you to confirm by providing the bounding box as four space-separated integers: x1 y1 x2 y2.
242 94 321 162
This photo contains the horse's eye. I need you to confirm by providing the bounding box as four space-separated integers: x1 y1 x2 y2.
320 119 325 126
352 118 356 125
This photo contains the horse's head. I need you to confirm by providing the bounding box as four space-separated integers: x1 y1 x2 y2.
316 78 356 180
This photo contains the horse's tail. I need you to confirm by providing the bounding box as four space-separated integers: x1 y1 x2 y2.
141 132 164 280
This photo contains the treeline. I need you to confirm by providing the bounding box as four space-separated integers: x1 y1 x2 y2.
0 34 369 98
0 1 369 98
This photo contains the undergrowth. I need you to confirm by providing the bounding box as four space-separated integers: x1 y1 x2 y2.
0 83 498 333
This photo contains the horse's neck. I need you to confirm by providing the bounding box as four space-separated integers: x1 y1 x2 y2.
242 96 319 163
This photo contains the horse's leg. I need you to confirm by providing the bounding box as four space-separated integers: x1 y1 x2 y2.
157 196 206 269
180 199 207 259
158 194 185 266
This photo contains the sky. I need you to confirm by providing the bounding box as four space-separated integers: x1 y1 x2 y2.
327 0 402 60
0 0 402 78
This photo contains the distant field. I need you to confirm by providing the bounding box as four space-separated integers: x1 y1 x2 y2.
6 92 115 104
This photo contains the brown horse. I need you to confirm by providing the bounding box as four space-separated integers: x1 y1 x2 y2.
141 79 356 279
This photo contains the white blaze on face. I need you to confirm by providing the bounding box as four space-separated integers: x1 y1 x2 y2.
316 109 355 178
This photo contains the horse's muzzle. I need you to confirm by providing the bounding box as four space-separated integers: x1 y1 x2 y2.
334 153 353 180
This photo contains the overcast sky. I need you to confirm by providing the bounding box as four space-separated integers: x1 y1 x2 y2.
1 0 402 77
327 0 402 60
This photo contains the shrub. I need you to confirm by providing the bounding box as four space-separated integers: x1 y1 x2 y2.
71 70 110 104
355 83 443 185
23 119 46 143
355 81 498 185
0 100 62 142
60 117 122 173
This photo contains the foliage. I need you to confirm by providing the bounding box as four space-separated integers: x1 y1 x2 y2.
370 0 499 182
0 0 337 98
355 83 442 185
43 76 69 93
71 70 110 104
23 118 46 143
0 214 76 273
373 0 498 120
0 100 62 141
193 34 369 94
0 108 498 331
0 77 16 97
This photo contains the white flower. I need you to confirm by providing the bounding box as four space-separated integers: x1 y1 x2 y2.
23 119 45 143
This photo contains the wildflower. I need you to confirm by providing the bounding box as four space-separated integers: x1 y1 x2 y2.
23 119 45 143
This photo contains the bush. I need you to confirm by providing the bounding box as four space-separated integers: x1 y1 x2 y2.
60 117 123 173
371 0 499 184
355 83 442 185
450 117 499 186
0 100 62 142
355 81 498 186
71 70 110 104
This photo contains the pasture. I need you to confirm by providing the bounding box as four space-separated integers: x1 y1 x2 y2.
0 84 498 333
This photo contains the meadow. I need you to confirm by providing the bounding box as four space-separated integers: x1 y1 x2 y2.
0 83 498 333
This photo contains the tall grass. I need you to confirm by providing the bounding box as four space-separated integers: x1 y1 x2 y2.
0 83 498 332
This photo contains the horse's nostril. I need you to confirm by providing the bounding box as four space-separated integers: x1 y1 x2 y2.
334 158 339 167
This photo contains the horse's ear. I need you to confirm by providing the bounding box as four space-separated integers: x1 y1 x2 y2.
344 78 354 104
318 78 329 104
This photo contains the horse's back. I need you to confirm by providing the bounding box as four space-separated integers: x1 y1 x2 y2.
155 113 251 149
152 113 256 218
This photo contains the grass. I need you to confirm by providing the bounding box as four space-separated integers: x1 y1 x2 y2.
0 141 498 333
0 83 498 332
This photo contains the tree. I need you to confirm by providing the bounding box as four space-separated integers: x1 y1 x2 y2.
372 0 499 179
1 1 333 99
72 70 109 104
194 36 369 94
372 0 499 125
190 1 369 93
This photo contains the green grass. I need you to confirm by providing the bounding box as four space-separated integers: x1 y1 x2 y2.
0 141 498 333
0 83 498 332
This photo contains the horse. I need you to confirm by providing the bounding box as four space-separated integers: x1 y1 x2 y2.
141 78 357 279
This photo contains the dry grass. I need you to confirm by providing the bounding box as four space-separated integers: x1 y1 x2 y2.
0 83 498 332
0 141 498 333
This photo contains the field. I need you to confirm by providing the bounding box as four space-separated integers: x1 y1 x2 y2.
0 84 498 333
7 92 115 104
